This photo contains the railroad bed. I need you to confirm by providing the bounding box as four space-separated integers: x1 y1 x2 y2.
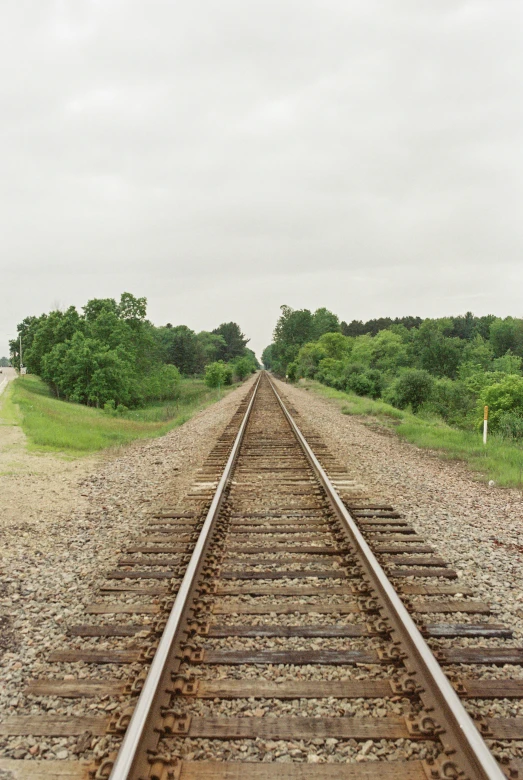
1 373 522 779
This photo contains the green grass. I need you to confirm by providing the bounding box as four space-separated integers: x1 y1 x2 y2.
7 375 238 456
297 379 523 489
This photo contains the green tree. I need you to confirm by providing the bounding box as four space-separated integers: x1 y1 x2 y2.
370 330 408 373
414 319 464 378
261 344 275 370
118 292 147 322
312 308 339 340
212 322 249 361
317 332 352 360
272 306 314 373
489 317 523 358
492 351 522 375
24 307 83 375
195 332 227 370
296 341 327 378
158 325 200 374
349 335 374 366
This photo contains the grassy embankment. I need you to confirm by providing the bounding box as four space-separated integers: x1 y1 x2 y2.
2 374 240 456
298 379 523 489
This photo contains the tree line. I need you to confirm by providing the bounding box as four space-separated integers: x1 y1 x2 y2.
10 293 257 409
262 306 523 437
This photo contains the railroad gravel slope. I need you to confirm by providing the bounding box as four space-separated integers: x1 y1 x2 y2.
273 378 523 640
0 377 256 751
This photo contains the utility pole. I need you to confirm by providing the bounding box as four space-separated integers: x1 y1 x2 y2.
19 334 23 372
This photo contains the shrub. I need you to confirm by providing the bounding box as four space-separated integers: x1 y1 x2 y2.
286 362 298 382
316 358 345 387
385 369 434 413
222 364 233 385
344 367 384 399
479 375 523 430
428 378 475 427
496 411 523 440
204 361 228 389
233 356 254 381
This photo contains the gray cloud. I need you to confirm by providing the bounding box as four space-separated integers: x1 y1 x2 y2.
1 0 522 356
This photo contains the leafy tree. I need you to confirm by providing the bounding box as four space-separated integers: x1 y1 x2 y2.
370 330 408 373
349 335 374 367
0 357 10 367
492 351 522 375
295 341 327 378
118 292 147 322
83 297 119 321
342 316 422 337
24 307 84 375
449 312 476 340
261 344 275 370
159 325 200 374
460 335 493 371
244 349 260 369
195 332 227 370
414 319 464 379
312 308 339 340
212 322 249 361
489 317 523 358
317 332 351 360
272 306 314 373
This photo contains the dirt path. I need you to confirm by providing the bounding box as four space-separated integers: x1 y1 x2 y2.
0 385 96 550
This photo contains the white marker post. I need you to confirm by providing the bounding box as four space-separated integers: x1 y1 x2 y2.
483 405 488 445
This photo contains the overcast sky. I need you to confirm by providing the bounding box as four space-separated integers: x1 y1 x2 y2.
1 0 522 358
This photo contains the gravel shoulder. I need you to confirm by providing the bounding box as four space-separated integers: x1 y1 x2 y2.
273 378 523 639
0 377 256 725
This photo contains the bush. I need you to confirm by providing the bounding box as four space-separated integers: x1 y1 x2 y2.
352 368 384 399
385 369 434 413
233 356 255 381
496 411 523 440
205 362 225 388
223 364 233 385
286 362 298 382
204 361 232 389
479 375 523 430
427 378 475 427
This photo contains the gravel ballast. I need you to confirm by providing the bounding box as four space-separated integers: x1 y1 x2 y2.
0 377 256 758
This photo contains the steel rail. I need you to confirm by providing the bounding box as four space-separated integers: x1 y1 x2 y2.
109 374 262 780
268 375 504 780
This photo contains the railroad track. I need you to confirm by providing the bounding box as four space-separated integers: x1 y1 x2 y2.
1 372 522 779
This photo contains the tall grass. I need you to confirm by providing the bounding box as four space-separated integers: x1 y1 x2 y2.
9 375 236 456
298 379 523 488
